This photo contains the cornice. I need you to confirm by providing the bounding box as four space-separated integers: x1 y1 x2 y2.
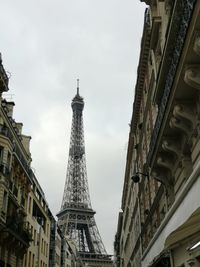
132 8 151 134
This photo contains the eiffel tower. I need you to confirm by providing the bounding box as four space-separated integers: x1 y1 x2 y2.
57 81 112 267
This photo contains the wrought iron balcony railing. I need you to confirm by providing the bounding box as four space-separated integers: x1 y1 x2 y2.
0 124 13 142
0 163 11 178
0 125 33 182
6 215 32 244
13 144 33 179
147 0 196 166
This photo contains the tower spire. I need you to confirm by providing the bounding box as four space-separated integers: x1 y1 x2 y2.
57 90 112 266
77 78 79 95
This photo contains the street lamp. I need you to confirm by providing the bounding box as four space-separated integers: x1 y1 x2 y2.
131 172 149 183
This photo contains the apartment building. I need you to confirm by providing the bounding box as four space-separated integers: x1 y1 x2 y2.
49 214 84 267
0 55 32 266
115 1 200 267
0 54 52 267
23 174 51 267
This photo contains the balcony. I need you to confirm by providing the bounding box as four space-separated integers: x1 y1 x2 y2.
147 0 197 167
0 215 32 256
13 144 33 184
0 163 11 178
140 1 200 264
7 215 31 242
0 124 13 143
0 125 33 184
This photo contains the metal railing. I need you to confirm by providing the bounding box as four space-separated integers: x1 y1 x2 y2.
13 144 33 179
0 163 11 178
0 124 33 183
147 0 197 165
0 124 13 142
6 215 32 243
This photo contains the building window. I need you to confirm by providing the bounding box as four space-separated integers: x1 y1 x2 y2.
46 223 49 237
32 254 35 267
41 238 43 253
43 240 46 255
0 146 4 162
28 196 32 213
35 190 40 201
9 180 13 191
23 253 27 267
28 251 31 267
34 229 37 245
7 151 11 168
2 190 8 213
21 195 25 207
46 243 48 257
13 184 18 198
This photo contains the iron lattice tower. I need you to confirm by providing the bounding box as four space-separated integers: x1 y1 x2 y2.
57 82 111 265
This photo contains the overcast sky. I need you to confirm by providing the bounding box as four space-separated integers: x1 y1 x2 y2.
1 0 146 254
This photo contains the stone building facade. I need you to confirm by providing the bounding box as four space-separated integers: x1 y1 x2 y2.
23 174 51 267
0 55 32 266
115 1 200 267
49 213 84 267
0 55 52 267
49 216 62 267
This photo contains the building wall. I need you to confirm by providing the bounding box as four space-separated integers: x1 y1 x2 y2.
116 1 200 267
24 184 51 267
0 55 52 267
0 57 32 267
49 219 63 267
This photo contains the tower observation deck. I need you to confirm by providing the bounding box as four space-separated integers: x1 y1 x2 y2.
57 82 112 267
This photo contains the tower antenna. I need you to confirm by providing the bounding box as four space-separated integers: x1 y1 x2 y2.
77 79 79 95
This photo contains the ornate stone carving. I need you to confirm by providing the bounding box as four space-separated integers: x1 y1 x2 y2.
193 33 200 56
151 168 174 189
181 154 193 177
187 258 196 267
184 65 200 90
162 139 181 158
170 103 196 136
157 156 174 172
170 117 191 136
147 0 196 165
173 104 196 125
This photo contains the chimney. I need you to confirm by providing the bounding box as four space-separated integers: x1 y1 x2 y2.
15 122 23 135
6 101 15 117
21 135 31 155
